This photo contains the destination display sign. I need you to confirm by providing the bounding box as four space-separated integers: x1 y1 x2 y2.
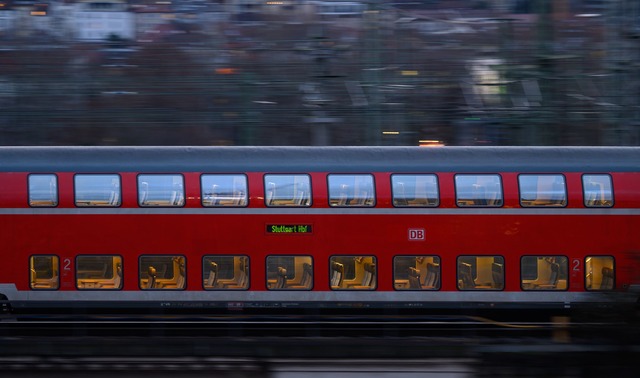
266 224 313 234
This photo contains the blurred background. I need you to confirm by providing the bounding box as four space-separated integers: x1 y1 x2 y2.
0 0 639 146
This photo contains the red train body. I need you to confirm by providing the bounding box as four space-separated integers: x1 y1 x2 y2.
0 146 638 315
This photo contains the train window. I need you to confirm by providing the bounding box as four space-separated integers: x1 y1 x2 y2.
391 174 439 207
138 174 185 207
264 174 311 207
518 174 567 207
582 175 613 207
266 256 313 290
393 256 441 290
521 256 568 290
29 255 59 290
76 255 123 290
585 256 615 291
457 256 504 290
201 174 248 207
202 255 249 290
28 174 58 207
455 174 503 207
328 174 375 207
329 256 376 290
74 174 121 207
139 255 186 290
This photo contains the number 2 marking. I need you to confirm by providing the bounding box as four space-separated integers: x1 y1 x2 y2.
572 259 580 272
63 258 71 271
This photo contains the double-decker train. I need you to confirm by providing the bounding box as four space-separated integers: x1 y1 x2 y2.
0 146 638 316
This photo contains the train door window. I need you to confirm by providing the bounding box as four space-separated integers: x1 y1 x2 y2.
520 256 568 290
266 255 313 290
28 174 58 207
457 256 505 290
582 175 613 207
455 174 503 207
201 174 248 207
518 174 567 207
74 174 121 207
264 174 311 207
328 174 375 207
202 255 249 290
139 255 186 290
329 256 376 290
585 256 615 290
137 174 185 207
29 255 59 290
391 174 439 207
393 256 441 290
76 255 123 290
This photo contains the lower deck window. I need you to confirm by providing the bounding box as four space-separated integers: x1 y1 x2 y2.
521 256 568 290
29 255 59 290
394 256 440 290
202 255 249 290
457 256 504 290
266 255 313 290
76 255 123 290
330 256 376 290
586 256 614 290
139 255 186 290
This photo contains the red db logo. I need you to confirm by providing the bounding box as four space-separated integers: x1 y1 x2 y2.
408 228 425 241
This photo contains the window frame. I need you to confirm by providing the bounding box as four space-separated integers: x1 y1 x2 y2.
393 255 441 291
585 255 615 291
327 174 376 207
138 255 186 290
202 255 250 291
75 254 123 290
520 255 568 291
74 173 122 207
582 174 614 208
391 174 440 207
518 174 568 207
201 174 249 207
454 174 504 207
29 254 60 290
329 255 377 290
456 255 505 291
28 173 58 207
265 255 314 290
263 174 312 207
137 174 185 207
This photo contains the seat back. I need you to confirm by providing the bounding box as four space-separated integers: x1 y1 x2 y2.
300 263 313 288
361 263 375 287
331 262 344 287
600 267 614 290
147 266 157 289
459 262 475 289
492 262 504 289
408 267 421 289
206 262 218 288
275 267 287 289
423 263 440 289
548 262 559 287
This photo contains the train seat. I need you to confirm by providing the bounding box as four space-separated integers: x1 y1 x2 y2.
205 262 218 289
536 262 559 289
346 263 375 289
288 263 313 289
146 266 157 289
458 262 475 289
422 263 440 289
330 262 344 288
491 263 504 289
600 267 614 290
274 267 287 289
408 267 421 289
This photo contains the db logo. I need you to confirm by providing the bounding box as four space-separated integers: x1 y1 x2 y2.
408 228 425 241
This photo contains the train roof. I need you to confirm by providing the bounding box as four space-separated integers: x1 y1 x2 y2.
0 146 638 173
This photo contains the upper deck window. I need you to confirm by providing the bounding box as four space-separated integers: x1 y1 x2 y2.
264 174 311 207
201 174 248 207
75 174 121 207
455 174 503 207
519 174 567 207
328 174 375 207
28 174 58 207
138 174 185 207
582 174 613 207
391 174 439 207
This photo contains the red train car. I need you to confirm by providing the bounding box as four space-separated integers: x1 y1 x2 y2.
0 146 638 315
